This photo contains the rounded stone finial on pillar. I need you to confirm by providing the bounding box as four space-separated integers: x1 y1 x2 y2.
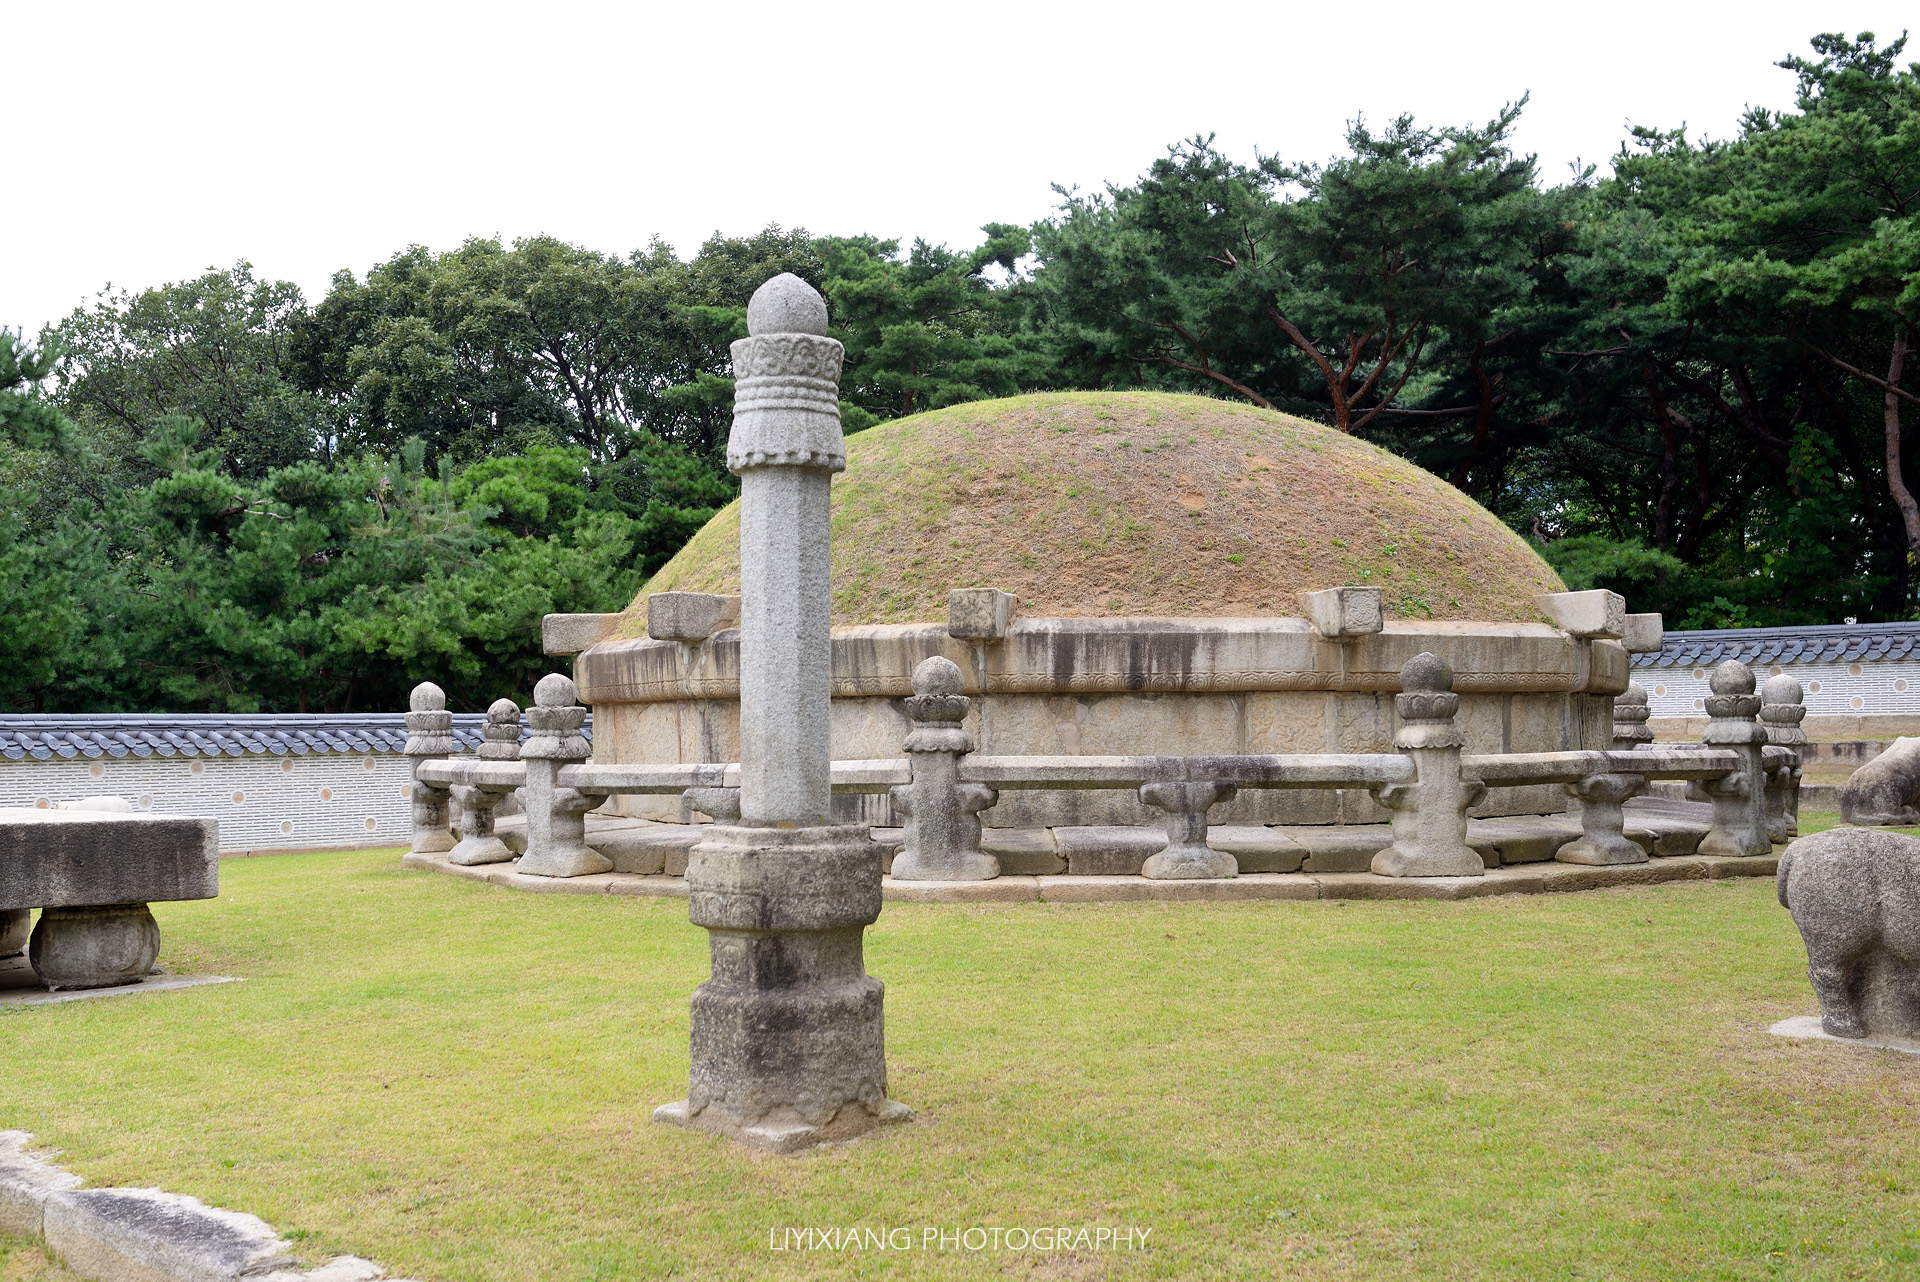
1761 673 1808 842
747 273 830 337
1699 658 1771 857
911 655 965 698
410 681 447 713
479 698 523 761
534 673 576 708
403 680 457 855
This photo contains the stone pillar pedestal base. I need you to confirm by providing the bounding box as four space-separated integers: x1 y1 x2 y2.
657 822 909 1153
652 1096 913 1154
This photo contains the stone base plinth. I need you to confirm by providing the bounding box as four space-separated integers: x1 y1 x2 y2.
652 1097 912 1154
661 822 908 1153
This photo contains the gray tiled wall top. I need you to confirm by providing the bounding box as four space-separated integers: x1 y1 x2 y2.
0 712 590 762
1633 622 1920 671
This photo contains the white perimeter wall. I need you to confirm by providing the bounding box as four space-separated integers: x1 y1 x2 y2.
1642 659 1920 719
0 752 416 853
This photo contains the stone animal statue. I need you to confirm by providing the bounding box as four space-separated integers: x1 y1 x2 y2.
1777 826 1920 1039
1839 737 1920 826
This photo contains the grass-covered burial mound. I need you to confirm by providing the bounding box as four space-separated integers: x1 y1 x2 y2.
630 391 1564 629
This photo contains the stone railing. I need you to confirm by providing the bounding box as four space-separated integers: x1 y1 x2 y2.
400 652 1804 884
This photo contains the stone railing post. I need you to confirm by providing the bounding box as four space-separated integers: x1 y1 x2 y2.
405 682 456 855
1140 781 1238 879
1558 771 1649 865
1697 659 1772 858
1612 683 1654 751
889 656 998 881
655 274 907 1153
1371 653 1486 878
519 674 609 878
448 698 521 867
1762 674 1807 843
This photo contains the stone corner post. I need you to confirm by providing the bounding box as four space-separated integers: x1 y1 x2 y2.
448 698 522 867
1370 652 1486 878
1761 674 1807 843
404 682 456 855
889 656 999 882
1697 660 1772 858
653 273 909 1154
518 674 609 878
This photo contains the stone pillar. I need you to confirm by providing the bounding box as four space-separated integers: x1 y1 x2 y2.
519 674 610 878
655 274 908 1153
1370 653 1486 878
449 698 522 867
1697 660 1772 858
1762 674 1807 844
1557 773 1649 865
405 682 456 855
1612 683 1654 752
890 656 999 882
1140 781 1238 879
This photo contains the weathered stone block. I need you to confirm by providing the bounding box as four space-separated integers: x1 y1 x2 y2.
1537 589 1626 639
979 828 1064 875
0 810 218 911
542 612 621 655
948 588 1017 639
1278 824 1392 873
648 592 741 642
1623 613 1665 654
1467 817 1575 866
0 1131 81 1240
1054 826 1167 876
1301 586 1384 638
1206 825 1305 873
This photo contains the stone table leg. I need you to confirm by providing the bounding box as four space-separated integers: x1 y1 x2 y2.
29 905 160 991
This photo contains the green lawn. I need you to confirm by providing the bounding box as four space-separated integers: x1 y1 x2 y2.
3 848 1918 1280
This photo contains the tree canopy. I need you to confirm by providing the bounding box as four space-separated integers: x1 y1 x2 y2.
4 29 1915 712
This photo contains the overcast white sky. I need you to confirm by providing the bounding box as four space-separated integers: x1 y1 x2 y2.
5 1 1913 338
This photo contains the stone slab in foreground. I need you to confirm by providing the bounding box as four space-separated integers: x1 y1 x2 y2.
0 1131 420 1281
0 809 217 911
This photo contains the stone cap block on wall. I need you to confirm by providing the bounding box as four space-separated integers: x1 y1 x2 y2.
0 809 218 911
948 589 1017 640
1300 587 1384 639
646 593 741 643
542 613 621 656
1537 590 1627 639
1622 613 1664 654
575 615 1628 704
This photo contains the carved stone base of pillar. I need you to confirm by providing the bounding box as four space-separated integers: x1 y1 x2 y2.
657 822 910 1153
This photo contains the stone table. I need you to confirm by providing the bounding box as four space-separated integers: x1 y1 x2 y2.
0 809 219 991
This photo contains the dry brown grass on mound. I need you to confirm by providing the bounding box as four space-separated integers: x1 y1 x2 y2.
626 391 1565 631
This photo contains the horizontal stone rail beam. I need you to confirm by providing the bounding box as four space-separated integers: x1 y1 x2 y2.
957 752 1414 791
557 760 908 795
1463 749 1742 787
413 759 528 789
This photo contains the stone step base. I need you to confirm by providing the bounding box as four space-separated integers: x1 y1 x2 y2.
402 849 1779 904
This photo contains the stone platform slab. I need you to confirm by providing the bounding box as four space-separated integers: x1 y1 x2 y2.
402 849 1778 903
0 953 236 1006
0 808 218 910
1769 1014 1920 1055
